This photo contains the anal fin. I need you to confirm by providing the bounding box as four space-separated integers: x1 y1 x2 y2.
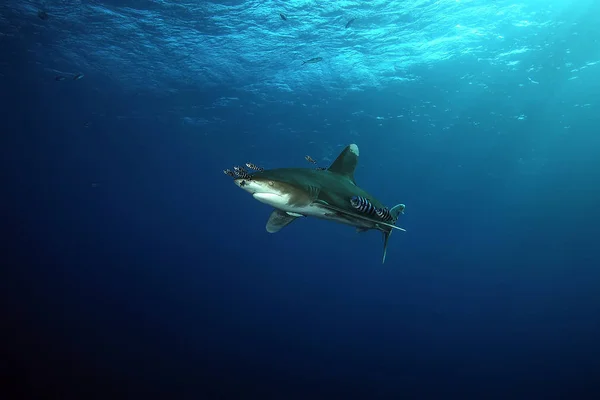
266 209 299 233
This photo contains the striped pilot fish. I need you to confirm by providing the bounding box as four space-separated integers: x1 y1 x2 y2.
230 166 252 179
375 207 394 222
350 196 378 217
351 196 398 222
245 162 264 172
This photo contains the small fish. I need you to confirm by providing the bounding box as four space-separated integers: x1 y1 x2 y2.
345 18 356 29
233 166 252 178
376 207 394 222
73 73 84 80
280 13 287 21
350 196 378 216
301 57 323 65
223 169 236 178
54 75 66 81
315 167 327 171
233 165 248 175
38 10 49 20
305 155 317 164
245 162 264 172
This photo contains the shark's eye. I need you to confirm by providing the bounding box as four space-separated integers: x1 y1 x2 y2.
268 181 274 186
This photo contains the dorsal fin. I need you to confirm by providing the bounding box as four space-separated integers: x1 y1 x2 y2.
328 144 359 184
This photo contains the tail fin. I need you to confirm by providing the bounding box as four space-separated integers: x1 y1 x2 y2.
382 230 392 264
382 204 405 264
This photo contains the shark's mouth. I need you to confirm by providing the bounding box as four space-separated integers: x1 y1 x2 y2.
252 192 291 208
253 192 281 201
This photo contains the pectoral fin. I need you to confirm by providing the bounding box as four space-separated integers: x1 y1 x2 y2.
266 209 299 233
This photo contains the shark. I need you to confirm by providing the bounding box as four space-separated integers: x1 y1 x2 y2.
231 144 406 263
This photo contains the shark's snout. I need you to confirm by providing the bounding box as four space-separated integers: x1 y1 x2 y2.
234 178 248 188
234 178 257 193
234 177 275 195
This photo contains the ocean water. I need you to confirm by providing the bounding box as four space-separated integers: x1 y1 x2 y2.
2 0 600 399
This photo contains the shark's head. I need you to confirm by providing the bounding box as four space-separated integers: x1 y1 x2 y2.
234 172 312 210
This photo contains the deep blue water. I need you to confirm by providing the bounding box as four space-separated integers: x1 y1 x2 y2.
3 1 600 399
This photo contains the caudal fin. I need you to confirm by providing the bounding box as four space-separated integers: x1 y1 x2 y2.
381 204 406 263
382 230 392 264
381 203 406 263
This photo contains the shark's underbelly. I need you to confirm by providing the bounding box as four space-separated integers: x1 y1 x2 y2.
253 192 374 229
253 192 327 217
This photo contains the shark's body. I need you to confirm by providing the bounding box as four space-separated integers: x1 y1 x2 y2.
232 144 406 263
